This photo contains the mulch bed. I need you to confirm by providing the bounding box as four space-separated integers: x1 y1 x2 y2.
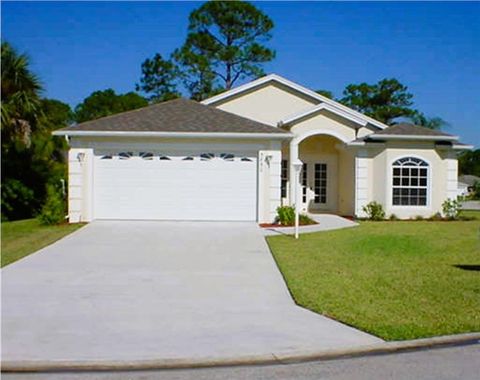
259 221 318 228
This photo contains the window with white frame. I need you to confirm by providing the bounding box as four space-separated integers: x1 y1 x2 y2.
392 157 429 206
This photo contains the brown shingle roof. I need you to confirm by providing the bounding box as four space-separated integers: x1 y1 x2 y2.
58 98 288 135
374 123 453 137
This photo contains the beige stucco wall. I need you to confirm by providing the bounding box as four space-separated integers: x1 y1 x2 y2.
289 110 360 143
337 147 355 215
360 142 458 219
215 82 317 126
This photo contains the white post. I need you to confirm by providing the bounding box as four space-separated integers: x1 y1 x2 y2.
292 159 303 239
289 141 299 206
295 169 300 239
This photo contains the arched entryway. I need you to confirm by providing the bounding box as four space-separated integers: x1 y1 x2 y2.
282 131 355 216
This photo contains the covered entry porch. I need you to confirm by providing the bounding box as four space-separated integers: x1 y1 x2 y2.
282 133 356 216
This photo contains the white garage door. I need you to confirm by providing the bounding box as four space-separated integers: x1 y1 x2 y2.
93 150 257 221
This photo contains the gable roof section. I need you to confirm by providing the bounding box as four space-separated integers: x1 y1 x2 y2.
280 103 368 128
367 123 458 141
202 74 388 130
458 174 480 186
347 123 473 149
54 98 291 138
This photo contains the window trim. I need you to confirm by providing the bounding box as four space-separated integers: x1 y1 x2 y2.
389 155 431 209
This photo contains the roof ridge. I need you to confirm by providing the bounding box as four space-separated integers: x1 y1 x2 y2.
72 97 189 128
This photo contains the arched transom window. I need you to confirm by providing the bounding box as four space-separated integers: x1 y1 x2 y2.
392 157 429 206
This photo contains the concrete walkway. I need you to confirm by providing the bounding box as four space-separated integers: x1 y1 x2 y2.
2 221 380 363
262 214 357 236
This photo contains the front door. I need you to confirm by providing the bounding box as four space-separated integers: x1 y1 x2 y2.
299 161 336 212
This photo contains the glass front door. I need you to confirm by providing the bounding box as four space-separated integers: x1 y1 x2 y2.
314 163 327 205
299 162 328 211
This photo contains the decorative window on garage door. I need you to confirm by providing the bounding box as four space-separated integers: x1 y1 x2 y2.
118 152 133 160
392 157 429 206
139 152 154 160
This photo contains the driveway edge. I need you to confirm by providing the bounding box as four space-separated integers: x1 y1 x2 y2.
2 332 479 373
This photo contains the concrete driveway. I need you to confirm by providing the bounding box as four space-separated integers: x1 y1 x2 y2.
2 221 381 363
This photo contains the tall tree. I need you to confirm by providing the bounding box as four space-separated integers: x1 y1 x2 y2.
1 41 43 148
179 1 275 91
172 45 220 101
136 53 181 102
458 149 480 177
1 41 44 220
340 79 415 125
409 111 449 130
137 2 275 101
315 89 334 99
74 89 148 123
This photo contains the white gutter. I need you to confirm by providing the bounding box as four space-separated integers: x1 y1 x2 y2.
52 130 293 140
367 134 459 141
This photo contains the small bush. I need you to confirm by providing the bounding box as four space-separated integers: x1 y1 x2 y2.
430 212 443 221
299 214 317 225
414 215 424 221
473 181 480 200
38 184 66 225
1 179 35 221
442 198 460 220
389 214 399 221
362 201 385 221
276 206 317 226
276 206 295 225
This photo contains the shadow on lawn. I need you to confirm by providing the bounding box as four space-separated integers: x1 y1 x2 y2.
453 264 480 271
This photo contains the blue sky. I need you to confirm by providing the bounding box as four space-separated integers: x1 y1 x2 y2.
2 1 479 145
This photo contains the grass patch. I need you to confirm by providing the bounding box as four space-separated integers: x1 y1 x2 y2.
1 219 84 267
459 209 480 220
267 219 480 341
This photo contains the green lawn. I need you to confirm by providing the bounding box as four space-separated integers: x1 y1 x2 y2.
1 219 84 267
267 215 480 341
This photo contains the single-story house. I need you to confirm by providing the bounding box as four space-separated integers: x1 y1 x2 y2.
458 174 480 197
457 181 470 198
54 74 472 223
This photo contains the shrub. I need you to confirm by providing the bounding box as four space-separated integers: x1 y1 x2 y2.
276 206 316 226
442 198 460 220
430 212 443 221
362 201 385 221
473 180 480 200
299 214 317 225
389 214 399 221
1 179 35 221
276 206 295 225
38 184 66 225
414 215 424 221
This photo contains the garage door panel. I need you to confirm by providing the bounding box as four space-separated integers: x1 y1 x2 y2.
93 153 257 221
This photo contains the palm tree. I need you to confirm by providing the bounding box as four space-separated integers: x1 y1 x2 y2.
1 41 43 147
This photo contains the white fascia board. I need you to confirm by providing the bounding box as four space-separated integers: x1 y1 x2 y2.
52 130 293 140
452 144 474 150
346 141 386 148
368 134 459 141
202 73 388 130
281 103 368 127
